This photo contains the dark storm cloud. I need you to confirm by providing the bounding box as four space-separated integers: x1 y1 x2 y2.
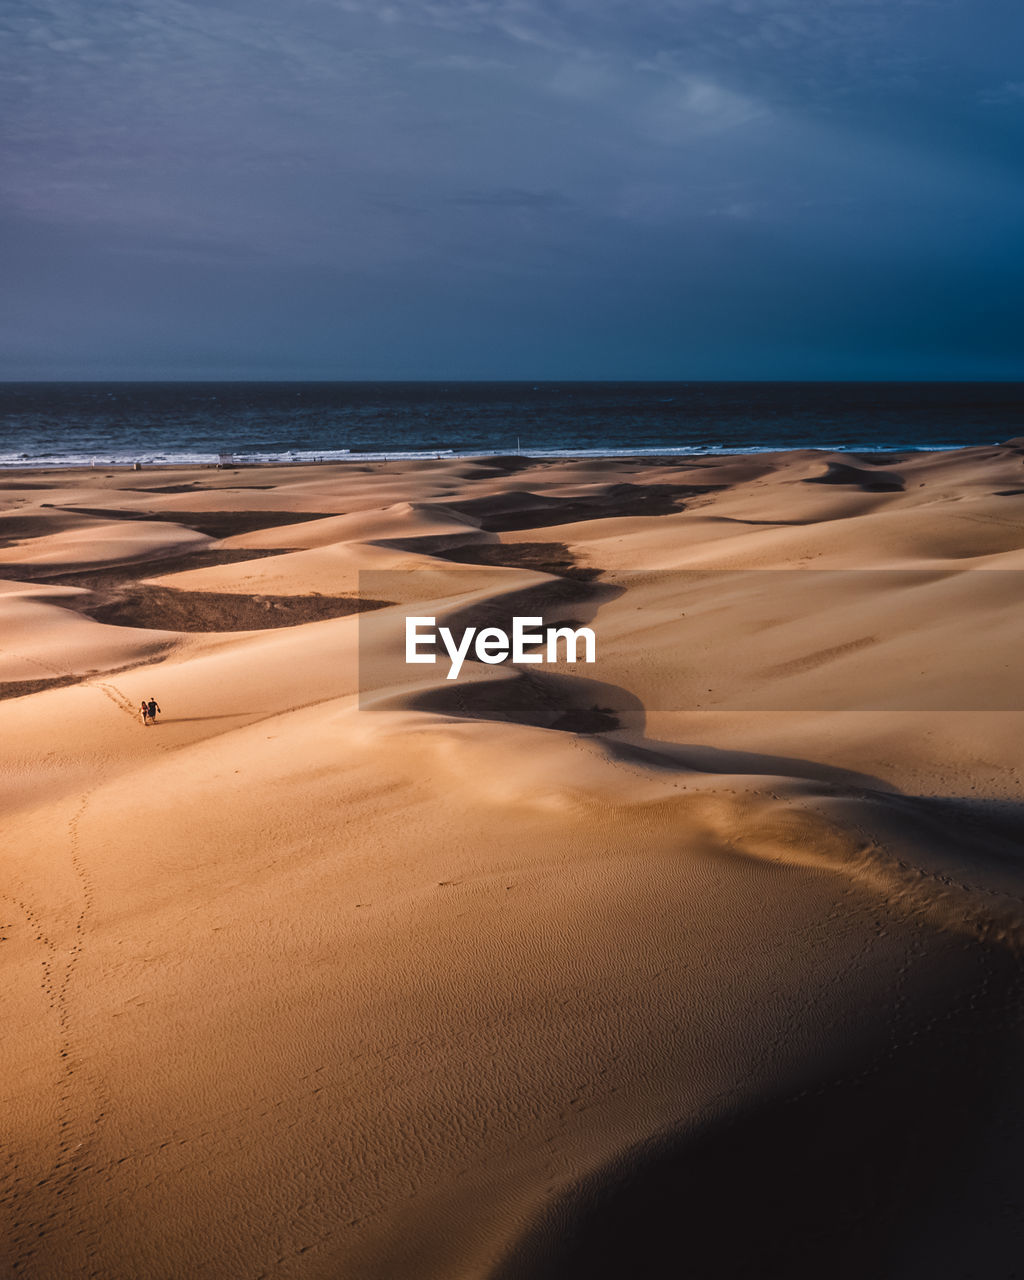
2 0 1023 377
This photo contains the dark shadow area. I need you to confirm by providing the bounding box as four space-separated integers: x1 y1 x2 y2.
705 516 811 528
370 530 494 557
841 792 1024 897
0 652 173 701
374 535 600 581
0 675 85 701
84 585 392 632
133 483 279 492
441 482 725 532
408 669 632 735
1 547 293 585
52 507 336 537
370 524 632 733
603 737 901 794
804 462 905 493
492 953 1024 1280
441 565 618 649
925 794 1024 839
0 515 82 547
549 706 620 733
420 539 601 581
131 483 205 493
458 455 541 476
993 489 1024 497
369 531 631 734
398 563 629 734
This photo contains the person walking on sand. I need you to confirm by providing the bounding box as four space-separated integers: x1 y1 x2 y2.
140 699 150 726
142 696 161 726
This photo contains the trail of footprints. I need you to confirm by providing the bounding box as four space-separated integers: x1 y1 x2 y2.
3 645 281 1268
89 680 138 718
3 791 106 1273
2 670 140 1275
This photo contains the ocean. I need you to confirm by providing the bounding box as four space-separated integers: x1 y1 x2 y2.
1 381 1022 468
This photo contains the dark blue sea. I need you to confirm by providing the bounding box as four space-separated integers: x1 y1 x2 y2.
1 382 1022 468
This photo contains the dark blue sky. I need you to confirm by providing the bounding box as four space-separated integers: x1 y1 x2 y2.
3 0 1023 379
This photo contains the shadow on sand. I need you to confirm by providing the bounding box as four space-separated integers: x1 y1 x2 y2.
491 948 1024 1280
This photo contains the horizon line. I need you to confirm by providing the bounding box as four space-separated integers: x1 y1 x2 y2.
4 376 1024 386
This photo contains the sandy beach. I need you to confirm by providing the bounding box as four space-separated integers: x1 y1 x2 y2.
2 445 1024 1278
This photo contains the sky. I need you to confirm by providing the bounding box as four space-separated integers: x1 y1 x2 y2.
2 0 1024 380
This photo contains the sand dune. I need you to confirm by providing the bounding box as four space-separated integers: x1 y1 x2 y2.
2 447 1023 1278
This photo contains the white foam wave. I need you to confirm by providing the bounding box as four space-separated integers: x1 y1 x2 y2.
0 442 970 470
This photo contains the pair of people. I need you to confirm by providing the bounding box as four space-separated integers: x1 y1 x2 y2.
140 697 161 726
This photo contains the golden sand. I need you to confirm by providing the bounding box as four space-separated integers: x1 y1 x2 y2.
2 447 1023 1277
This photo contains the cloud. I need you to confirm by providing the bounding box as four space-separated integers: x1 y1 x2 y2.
980 80 1024 106
1 0 1023 377
449 188 567 208
641 75 768 141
